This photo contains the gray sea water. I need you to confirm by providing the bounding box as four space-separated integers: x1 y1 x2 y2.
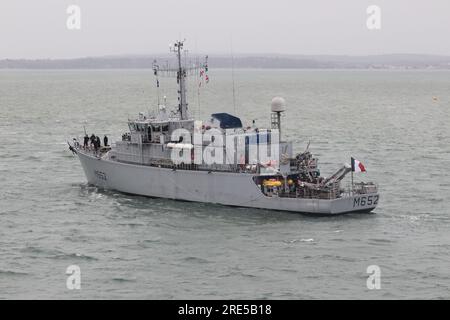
0 69 449 299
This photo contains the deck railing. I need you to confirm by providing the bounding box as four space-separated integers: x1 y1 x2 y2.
343 182 378 196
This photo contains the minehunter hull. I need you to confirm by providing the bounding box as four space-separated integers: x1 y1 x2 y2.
77 151 378 215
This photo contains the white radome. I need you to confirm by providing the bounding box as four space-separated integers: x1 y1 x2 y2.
271 97 287 112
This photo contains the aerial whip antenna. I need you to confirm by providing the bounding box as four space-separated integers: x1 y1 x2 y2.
231 36 237 115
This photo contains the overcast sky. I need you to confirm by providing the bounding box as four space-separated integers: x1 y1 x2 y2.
1 0 450 59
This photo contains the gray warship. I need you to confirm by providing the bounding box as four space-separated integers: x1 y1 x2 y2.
70 40 379 215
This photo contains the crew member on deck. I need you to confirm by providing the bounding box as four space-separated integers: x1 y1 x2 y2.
93 136 100 152
90 134 96 148
104 135 108 147
84 134 89 149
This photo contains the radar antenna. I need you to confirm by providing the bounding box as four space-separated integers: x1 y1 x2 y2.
153 40 205 120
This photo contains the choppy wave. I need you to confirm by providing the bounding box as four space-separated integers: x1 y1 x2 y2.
21 246 98 261
0 270 29 276
182 256 211 264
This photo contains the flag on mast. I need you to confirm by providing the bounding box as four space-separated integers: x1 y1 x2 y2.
351 157 366 172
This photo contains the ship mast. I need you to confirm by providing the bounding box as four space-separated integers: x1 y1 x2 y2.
154 40 206 120
172 40 188 120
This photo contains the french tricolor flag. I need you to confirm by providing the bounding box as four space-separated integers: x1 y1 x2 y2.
351 157 366 173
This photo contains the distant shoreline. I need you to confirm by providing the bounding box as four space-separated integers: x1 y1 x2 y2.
1 54 450 70
1 68 450 71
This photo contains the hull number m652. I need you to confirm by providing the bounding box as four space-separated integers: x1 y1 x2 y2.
353 195 378 208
